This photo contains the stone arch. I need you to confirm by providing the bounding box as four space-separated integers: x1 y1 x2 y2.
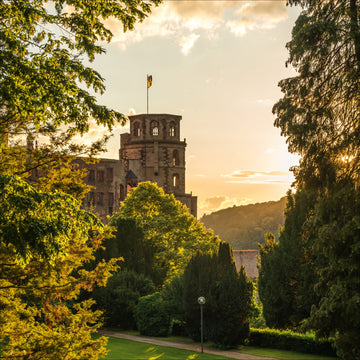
172 173 179 188
133 122 141 136
172 149 180 166
151 121 159 136
169 121 176 137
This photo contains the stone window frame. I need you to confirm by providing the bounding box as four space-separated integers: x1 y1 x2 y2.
151 120 159 136
169 122 176 137
172 149 180 166
97 170 104 182
172 173 179 188
133 122 141 136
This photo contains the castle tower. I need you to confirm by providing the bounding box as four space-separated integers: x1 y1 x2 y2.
119 114 197 217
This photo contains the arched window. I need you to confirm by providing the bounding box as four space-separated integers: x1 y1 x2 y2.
172 174 179 188
151 121 159 136
119 184 125 201
133 122 141 136
172 150 180 166
169 123 175 137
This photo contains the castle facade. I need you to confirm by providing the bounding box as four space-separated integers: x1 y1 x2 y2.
78 114 197 221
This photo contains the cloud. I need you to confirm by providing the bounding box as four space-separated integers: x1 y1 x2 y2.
257 99 274 107
106 1 288 54
227 2 287 36
200 195 253 216
180 33 200 55
221 170 293 185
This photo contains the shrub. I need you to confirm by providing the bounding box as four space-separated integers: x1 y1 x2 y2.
135 292 171 337
92 270 155 329
249 328 336 357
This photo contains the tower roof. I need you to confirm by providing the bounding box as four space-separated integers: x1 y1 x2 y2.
125 170 137 179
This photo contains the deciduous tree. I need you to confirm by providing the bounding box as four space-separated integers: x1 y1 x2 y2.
0 175 119 359
112 182 219 286
0 0 160 196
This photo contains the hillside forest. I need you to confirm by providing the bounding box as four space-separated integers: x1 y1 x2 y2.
201 197 286 250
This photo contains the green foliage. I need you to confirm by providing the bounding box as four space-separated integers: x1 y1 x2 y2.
258 191 319 330
105 216 153 277
272 1 360 358
180 242 253 348
0 0 160 137
112 182 219 286
307 184 360 360
0 0 160 200
0 175 119 359
201 198 286 249
249 329 335 357
249 282 266 329
91 270 156 330
135 292 172 337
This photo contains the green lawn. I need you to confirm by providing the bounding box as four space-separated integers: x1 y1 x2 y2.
101 336 231 360
100 335 338 360
237 346 337 360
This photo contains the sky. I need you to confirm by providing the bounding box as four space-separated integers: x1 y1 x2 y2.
85 0 302 217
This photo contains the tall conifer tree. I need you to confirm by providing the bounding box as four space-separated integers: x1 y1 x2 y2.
270 1 360 357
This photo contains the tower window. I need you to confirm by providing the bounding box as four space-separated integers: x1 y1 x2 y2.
151 121 159 136
172 150 180 166
172 174 179 188
133 122 141 136
97 192 104 205
108 192 114 206
88 191 95 205
88 169 95 182
106 168 113 181
169 122 176 137
97 170 104 182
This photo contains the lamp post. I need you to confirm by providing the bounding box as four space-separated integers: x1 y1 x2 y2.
197 296 206 353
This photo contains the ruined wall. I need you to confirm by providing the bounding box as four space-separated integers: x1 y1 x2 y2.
75 158 121 221
232 250 259 278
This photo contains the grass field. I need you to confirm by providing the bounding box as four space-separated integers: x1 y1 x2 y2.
237 346 337 360
101 335 338 360
102 336 231 360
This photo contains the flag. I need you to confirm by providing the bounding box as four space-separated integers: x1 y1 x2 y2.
147 75 152 88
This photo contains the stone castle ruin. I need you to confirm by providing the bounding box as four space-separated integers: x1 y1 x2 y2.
76 113 197 220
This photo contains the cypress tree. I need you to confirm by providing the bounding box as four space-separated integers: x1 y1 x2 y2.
182 242 253 348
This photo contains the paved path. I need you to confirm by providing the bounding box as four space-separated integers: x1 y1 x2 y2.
99 330 277 360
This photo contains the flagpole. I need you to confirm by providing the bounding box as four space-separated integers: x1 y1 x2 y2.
147 74 149 115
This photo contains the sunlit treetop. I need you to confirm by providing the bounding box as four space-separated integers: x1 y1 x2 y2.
273 0 360 187
0 0 161 138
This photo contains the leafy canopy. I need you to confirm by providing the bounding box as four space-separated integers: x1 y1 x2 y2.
110 182 219 286
0 0 160 137
0 175 119 359
0 0 160 197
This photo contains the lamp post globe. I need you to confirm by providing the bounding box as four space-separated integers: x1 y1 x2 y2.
198 296 206 305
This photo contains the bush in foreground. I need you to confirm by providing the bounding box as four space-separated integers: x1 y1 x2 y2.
135 292 171 337
91 270 155 329
249 328 336 357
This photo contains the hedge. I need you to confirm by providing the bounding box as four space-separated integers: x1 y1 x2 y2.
135 293 171 337
249 328 336 357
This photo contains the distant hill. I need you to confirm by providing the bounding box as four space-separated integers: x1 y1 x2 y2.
201 197 287 250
